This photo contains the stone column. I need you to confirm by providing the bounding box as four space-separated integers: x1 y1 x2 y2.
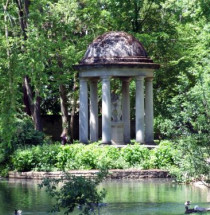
101 76 111 144
79 78 88 143
122 78 130 143
89 79 98 142
135 76 145 143
145 77 154 144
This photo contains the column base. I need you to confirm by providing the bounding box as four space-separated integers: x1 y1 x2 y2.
101 141 112 145
145 140 154 145
79 140 89 144
135 140 145 144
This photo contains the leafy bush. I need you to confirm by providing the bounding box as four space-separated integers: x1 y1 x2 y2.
96 146 124 169
0 145 13 176
12 148 36 171
12 144 61 172
121 143 151 169
39 169 108 215
0 117 45 175
4 137 210 184
75 144 101 169
57 144 86 170
0 164 10 177
169 136 210 182
150 140 175 169
32 144 61 171
12 118 44 148
9 141 181 173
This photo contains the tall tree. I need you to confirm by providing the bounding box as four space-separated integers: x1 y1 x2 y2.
14 0 44 131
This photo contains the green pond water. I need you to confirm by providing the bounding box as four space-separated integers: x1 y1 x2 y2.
0 178 210 215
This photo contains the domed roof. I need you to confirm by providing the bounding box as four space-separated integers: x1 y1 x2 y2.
77 32 159 69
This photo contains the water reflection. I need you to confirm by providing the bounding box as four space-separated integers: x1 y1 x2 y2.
0 178 210 215
0 179 56 215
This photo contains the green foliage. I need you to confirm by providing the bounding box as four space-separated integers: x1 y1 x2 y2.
0 164 10 177
0 117 45 175
32 144 61 171
10 142 176 172
0 118 44 151
56 144 82 170
97 145 127 169
12 148 35 172
56 143 126 171
0 0 209 184
12 143 60 172
3 139 210 184
12 118 44 148
154 14 210 140
150 141 175 169
75 144 101 170
39 169 108 215
170 136 210 183
121 144 150 169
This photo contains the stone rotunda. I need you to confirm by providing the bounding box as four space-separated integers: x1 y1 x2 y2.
74 31 160 145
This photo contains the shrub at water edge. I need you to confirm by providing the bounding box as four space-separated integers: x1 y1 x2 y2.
10 141 177 172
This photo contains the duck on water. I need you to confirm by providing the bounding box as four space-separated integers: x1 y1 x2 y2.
185 201 210 214
14 210 22 215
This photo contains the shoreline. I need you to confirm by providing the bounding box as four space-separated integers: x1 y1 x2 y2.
8 169 170 180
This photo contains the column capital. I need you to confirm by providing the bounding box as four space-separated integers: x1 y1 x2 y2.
80 77 88 82
101 76 111 81
145 77 154 82
89 78 99 82
136 76 145 81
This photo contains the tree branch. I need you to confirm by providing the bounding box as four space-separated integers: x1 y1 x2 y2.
139 1 153 28
15 0 27 39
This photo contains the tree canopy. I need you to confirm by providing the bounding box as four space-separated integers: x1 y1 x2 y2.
0 0 209 146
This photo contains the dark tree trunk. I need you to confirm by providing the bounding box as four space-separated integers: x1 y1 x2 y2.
57 55 70 144
15 0 43 131
15 0 27 39
59 84 69 144
133 1 140 32
70 73 78 142
34 95 43 131
23 83 32 116
24 76 43 131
